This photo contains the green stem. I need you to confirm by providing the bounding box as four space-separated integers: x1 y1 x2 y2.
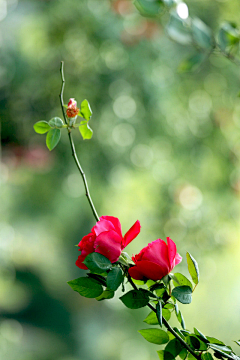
59 61 100 223
127 275 201 360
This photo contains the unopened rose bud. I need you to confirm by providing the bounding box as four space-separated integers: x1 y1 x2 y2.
66 98 80 118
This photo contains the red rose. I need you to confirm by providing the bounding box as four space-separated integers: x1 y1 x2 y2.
128 237 182 281
76 216 141 270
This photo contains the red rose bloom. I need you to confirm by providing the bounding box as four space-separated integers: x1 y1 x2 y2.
76 216 141 270
128 237 182 281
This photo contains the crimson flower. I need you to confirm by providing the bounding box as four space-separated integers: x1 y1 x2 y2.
76 216 141 270
128 237 182 281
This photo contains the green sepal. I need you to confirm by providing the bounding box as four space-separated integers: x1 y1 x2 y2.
176 309 185 329
80 99 92 121
120 289 149 309
172 286 192 304
186 252 199 285
157 350 175 360
83 253 112 274
156 301 162 327
46 128 61 151
33 121 51 134
106 267 124 291
67 277 103 298
95 289 114 301
79 121 93 140
138 328 169 345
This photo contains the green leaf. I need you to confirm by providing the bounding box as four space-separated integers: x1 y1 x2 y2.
178 53 206 73
166 12 192 45
206 337 225 345
186 335 201 350
144 311 159 325
144 309 171 325
179 348 188 360
172 273 193 289
164 303 175 310
107 267 124 291
218 22 240 51
80 99 92 121
67 277 103 298
172 286 192 304
192 18 214 50
95 289 114 301
46 128 61 151
48 117 64 128
186 336 208 351
162 0 177 7
33 121 51 134
157 350 175 360
87 273 107 287
234 341 240 346
79 122 93 140
201 353 214 360
165 338 183 357
83 253 112 274
156 301 162 327
186 252 199 285
120 289 149 309
133 0 164 17
194 328 208 343
176 309 185 329
138 328 169 345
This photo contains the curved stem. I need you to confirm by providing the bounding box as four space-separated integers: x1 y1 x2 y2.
127 275 201 360
59 61 100 223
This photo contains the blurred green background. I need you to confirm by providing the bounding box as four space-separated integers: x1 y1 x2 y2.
0 0 240 359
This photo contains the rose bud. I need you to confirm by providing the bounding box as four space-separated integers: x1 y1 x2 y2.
128 237 182 281
76 216 141 270
66 98 80 118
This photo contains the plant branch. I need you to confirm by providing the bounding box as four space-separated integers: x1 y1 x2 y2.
127 274 201 360
59 61 100 223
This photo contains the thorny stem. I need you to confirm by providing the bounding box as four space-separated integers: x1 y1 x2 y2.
127 275 202 360
59 61 100 222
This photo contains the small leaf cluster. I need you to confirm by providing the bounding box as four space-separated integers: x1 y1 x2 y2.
68 253 124 301
157 329 240 360
68 251 239 360
33 99 93 151
133 0 240 72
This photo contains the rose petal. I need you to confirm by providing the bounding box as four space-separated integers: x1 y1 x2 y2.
166 237 177 268
129 260 169 281
100 216 122 237
142 239 170 271
75 254 88 270
174 252 182 267
122 220 141 248
94 219 116 236
94 230 122 263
